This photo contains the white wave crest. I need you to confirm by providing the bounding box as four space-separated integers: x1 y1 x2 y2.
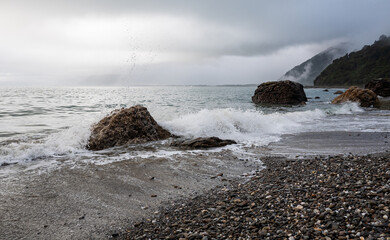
162 108 327 145
333 102 364 114
0 120 92 164
0 103 366 164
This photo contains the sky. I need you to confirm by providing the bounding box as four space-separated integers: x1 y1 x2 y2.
0 0 389 86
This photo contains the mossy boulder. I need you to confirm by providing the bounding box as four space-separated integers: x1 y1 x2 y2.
88 105 171 150
331 87 380 108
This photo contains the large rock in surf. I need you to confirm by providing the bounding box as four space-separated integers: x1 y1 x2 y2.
171 137 236 150
331 86 380 108
365 78 390 97
252 80 307 105
87 105 171 150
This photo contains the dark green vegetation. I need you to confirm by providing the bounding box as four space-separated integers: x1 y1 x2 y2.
281 45 348 86
314 35 390 87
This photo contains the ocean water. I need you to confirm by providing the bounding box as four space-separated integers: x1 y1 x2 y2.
0 86 389 168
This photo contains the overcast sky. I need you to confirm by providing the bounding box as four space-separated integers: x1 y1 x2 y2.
0 0 389 86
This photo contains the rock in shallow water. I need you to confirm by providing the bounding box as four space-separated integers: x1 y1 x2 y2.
87 105 171 150
365 78 390 97
251 80 307 105
331 86 380 108
171 137 237 150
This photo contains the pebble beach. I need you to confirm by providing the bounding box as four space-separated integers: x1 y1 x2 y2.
122 154 390 239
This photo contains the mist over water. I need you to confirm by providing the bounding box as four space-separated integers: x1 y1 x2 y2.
0 86 389 166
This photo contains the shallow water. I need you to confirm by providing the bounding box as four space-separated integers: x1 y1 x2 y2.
0 86 389 169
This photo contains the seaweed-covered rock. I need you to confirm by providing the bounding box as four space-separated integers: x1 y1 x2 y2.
252 80 307 105
87 105 171 150
365 78 390 97
331 86 380 108
171 137 236 150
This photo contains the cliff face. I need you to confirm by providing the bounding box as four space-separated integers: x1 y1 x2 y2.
314 35 390 87
280 45 348 86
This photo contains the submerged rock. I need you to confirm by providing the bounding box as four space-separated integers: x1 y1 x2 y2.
365 78 390 97
331 86 380 108
171 137 236 150
334 90 344 94
87 105 171 150
251 80 307 105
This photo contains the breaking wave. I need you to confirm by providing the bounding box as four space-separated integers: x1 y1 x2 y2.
0 103 367 164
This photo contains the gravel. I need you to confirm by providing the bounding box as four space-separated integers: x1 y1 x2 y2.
120 154 390 239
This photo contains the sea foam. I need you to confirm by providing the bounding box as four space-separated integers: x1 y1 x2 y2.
162 108 327 145
0 103 366 164
0 118 93 164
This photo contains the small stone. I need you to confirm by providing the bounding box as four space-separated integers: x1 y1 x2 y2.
295 205 304 211
331 222 339 230
111 233 119 238
262 226 270 232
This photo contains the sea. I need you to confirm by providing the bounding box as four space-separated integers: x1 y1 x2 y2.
1 86 389 173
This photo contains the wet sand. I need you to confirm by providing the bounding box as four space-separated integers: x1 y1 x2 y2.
268 131 389 156
0 149 262 240
0 131 389 239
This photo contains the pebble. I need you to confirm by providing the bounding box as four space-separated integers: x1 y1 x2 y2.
120 154 390 239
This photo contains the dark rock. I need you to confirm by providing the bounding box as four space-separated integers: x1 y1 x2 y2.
87 105 172 150
365 78 390 97
251 80 307 105
111 233 119 238
315 96 320 99
171 137 236 150
334 90 344 94
331 86 380 108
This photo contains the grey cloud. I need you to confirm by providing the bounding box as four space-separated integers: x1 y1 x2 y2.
1 0 389 86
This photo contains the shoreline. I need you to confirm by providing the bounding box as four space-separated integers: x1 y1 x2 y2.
0 146 263 240
1 131 389 239
121 153 390 239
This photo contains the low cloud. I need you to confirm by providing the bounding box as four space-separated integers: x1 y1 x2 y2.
0 0 389 86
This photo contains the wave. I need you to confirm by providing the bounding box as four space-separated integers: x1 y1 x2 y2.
0 120 92 164
162 108 327 145
0 103 365 164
